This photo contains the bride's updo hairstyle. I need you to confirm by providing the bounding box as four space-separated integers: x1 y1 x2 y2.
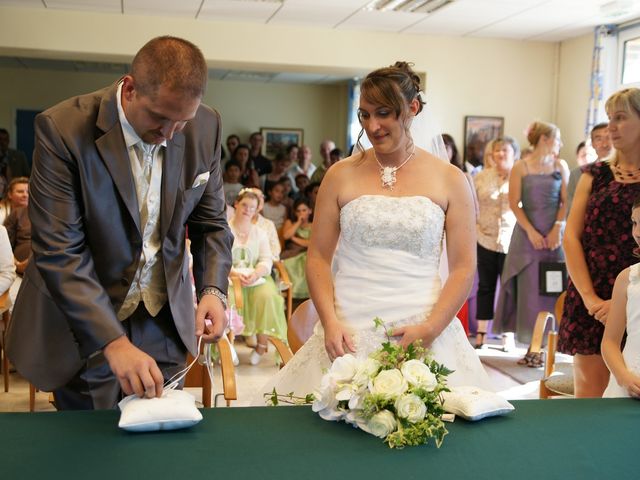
356 61 426 156
525 121 558 148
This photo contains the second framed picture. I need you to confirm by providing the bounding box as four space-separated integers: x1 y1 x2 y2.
260 127 304 158
463 116 504 168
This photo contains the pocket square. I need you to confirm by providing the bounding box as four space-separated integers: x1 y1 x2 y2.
191 171 210 188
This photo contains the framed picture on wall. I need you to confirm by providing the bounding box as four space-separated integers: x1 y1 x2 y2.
260 127 304 158
463 116 504 168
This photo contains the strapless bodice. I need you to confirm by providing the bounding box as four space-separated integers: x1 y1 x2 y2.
334 195 446 327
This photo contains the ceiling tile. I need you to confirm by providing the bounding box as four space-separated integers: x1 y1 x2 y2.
44 0 121 13
337 9 428 32
198 0 282 22
124 0 202 17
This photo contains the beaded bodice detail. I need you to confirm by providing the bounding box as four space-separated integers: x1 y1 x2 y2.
339 195 444 262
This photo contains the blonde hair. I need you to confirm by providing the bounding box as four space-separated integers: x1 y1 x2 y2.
526 121 558 147
605 88 640 118
483 140 495 169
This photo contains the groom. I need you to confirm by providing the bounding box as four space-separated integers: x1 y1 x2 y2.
6 36 233 409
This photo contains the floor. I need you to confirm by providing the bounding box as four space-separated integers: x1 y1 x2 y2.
0 336 540 412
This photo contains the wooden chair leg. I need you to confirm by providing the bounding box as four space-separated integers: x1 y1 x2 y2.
2 337 9 393
266 336 293 367
217 336 237 407
2 309 10 393
29 384 36 412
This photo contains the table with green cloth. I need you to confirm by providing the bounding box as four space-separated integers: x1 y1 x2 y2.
1 398 638 479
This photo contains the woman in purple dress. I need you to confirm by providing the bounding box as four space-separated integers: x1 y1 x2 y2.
494 121 569 358
558 88 640 397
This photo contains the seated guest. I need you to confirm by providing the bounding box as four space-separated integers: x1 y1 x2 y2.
287 144 316 192
262 181 288 230
228 189 287 364
247 188 281 261
293 174 310 201
224 133 240 164
304 182 320 210
0 176 28 225
4 205 30 275
260 151 290 195
281 197 313 300
232 144 259 188
280 176 294 211
285 144 298 170
0 129 30 198
0 225 16 301
248 131 272 176
309 139 336 184
223 160 243 206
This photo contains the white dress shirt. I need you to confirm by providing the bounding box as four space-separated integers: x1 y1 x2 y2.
116 82 167 320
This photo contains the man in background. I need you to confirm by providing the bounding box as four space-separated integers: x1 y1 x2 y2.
566 122 612 214
0 128 30 198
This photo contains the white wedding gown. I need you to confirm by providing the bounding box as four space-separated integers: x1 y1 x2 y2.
253 195 492 404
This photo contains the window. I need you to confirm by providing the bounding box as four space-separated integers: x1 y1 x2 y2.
618 24 640 88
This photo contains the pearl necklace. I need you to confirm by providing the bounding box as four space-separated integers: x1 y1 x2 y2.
612 159 640 182
373 147 415 189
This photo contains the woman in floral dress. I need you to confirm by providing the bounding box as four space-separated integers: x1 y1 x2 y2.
559 88 640 397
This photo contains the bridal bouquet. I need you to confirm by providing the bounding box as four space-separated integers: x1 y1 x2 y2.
312 318 452 449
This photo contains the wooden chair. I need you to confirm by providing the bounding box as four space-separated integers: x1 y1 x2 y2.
287 299 319 354
533 292 574 399
274 261 293 323
0 289 11 393
184 334 237 407
0 289 40 411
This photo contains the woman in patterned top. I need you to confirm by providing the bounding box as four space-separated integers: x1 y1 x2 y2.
473 137 519 348
559 88 640 397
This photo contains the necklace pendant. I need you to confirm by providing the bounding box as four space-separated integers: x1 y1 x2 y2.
381 166 396 189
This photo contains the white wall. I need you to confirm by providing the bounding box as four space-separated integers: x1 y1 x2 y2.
0 66 347 162
556 33 595 167
0 5 594 163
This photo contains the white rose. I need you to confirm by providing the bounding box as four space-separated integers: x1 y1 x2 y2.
369 369 408 399
401 359 437 391
353 358 381 387
363 410 397 438
395 394 427 423
312 380 338 414
328 354 359 382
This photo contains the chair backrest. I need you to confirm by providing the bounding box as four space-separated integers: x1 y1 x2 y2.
554 291 566 327
288 299 319 353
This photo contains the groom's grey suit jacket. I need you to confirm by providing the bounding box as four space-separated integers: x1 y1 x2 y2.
6 82 233 391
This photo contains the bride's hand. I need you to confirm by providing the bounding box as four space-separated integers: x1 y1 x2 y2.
392 323 436 350
323 322 355 362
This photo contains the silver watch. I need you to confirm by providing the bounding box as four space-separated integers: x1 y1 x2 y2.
198 286 228 310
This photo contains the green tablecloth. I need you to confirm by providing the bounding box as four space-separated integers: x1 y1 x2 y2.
1 398 639 479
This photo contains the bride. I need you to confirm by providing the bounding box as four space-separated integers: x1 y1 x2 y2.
255 62 491 402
